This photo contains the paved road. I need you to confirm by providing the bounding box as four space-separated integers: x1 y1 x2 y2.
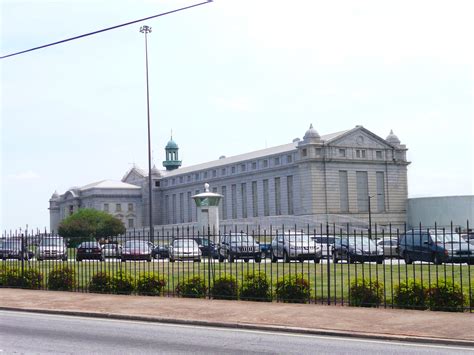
1 311 472 354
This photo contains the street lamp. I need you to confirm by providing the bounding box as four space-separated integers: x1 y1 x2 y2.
368 194 382 239
140 25 154 242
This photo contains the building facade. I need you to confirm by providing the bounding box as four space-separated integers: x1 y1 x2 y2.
49 125 410 232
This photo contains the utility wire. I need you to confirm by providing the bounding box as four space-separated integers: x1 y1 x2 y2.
1 0 212 60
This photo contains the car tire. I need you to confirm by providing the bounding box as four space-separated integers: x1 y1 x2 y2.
255 257 262 263
314 258 320 264
244 259 249 263
37 257 43 262
404 253 412 265
376 258 383 264
218 254 224 263
195 258 201 263
147 257 152 262
170 258 175 263
62 257 68 262
433 254 442 265
271 252 278 263
332 254 338 263
261 251 266 259
121 258 126 263
76 258 82 262
228 253 234 263
283 251 290 263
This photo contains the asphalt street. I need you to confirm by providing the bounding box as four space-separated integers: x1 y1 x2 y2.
1 311 472 354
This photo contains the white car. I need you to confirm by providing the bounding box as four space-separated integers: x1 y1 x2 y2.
37 237 67 261
271 233 322 263
169 238 201 262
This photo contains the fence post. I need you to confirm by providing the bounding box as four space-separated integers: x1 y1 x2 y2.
207 224 211 300
326 223 331 305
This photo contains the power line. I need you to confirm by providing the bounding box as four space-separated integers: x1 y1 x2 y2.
1 0 212 60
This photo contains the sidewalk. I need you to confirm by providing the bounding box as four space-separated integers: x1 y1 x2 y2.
1 288 473 346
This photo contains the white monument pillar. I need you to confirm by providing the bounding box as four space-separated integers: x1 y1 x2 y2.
192 183 222 243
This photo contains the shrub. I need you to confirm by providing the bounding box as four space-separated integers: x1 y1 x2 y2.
48 267 76 291
136 274 166 296
22 269 43 289
275 274 310 304
89 272 113 294
470 292 474 310
211 275 238 300
394 280 428 310
0 268 23 287
175 276 207 298
111 272 135 295
239 272 272 302
428 279 465 312
349 278 383 307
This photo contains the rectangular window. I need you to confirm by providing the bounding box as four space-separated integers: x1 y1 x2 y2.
241 183 247 218
221 186 227 220
115 203 121 212
128 219 134 228
221 168 226 176
302 148 307 157
252 162 257 170
203 171 208 179
287 155 292 163
128 203 133 212
155 181 160 187
231 166 236 174
315 148 322 157
240 164 246 172
165 195 170 224
194 173 199 180
376 172 386 212
212 170 217 178
287 176 294 214
339 171 349 212
179 176 184 183
339 149 346 157
376 150 383 159
187 175 191 182
356 171 369 212
231 184 237 219
275 177 281 215
262 160 268 168
172 178 175 185
274 157 280 165
104 203 109 212
187 192 192 222
356 150 361 158
252 181 258 217
69 205 74 215
172 195 177 224
179 193 184 223
361 150 366 158
263 179 269 216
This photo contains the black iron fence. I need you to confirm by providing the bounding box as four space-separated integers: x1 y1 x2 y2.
1 222 472 312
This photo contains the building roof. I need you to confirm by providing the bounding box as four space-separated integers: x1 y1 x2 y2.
79 180 141 191
161 129 350 177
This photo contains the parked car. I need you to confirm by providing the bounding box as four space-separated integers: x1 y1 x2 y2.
36 237 68 261
218 233 261 263
311 235 337 259
152 244 169 259
376 238 400 258
169 238 201 262
76 241 104 261
271 233 322 263
0 239 32 260
101 243 122 258
259 242 272 259
121 240 152 262
332 236 383 264
193 237 218 258
399 230 473 265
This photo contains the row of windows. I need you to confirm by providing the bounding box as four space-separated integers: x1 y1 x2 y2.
103 203 134 213
339 170 386 213
301 147 385 159
162 155 295 187
163 176 295 224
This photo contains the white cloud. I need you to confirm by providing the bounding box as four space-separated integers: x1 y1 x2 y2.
8 171 41 180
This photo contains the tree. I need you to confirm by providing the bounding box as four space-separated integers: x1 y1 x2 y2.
58 209 125 247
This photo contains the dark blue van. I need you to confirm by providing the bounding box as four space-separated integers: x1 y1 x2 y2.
399 230 473 265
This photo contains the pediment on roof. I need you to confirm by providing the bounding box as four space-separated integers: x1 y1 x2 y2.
122 167 146 184
326 126 392 149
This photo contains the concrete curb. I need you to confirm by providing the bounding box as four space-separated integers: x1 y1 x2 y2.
1 306 473 348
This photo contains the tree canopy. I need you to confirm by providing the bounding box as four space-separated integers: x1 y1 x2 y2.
58 209 125 246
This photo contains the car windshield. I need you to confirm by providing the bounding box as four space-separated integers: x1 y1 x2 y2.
312 236 335 244
102 244 116 249
230 235 254 243
79 242 98 248
41 238 64 247
174 239 195 248
287 235 311 243
124 241 149 248
342 237 376 248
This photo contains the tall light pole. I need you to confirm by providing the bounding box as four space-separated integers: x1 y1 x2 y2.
140 25 154 242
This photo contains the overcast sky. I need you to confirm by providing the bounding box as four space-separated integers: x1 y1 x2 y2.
1 0 473 232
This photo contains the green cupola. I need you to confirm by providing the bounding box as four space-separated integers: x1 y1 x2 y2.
162 135 182 171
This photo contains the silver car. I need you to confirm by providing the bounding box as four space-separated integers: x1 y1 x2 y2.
37 237 67 261
169 238 201 262
271 233 322 263
101 243 122 258
376 238 399 258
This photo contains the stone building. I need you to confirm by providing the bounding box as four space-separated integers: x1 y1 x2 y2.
49 125 409 232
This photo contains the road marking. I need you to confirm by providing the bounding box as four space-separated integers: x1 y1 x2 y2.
2 310 472 351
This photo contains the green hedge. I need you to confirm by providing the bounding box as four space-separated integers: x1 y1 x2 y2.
349 278 383 307
111 272 135 295
239 272 272 302
89 272 113 294
211 275 238 300
176 276 207 298
275 274 310 304
394 280 428 310
428 279 465 312
136 273 166 296
48 267 75 291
